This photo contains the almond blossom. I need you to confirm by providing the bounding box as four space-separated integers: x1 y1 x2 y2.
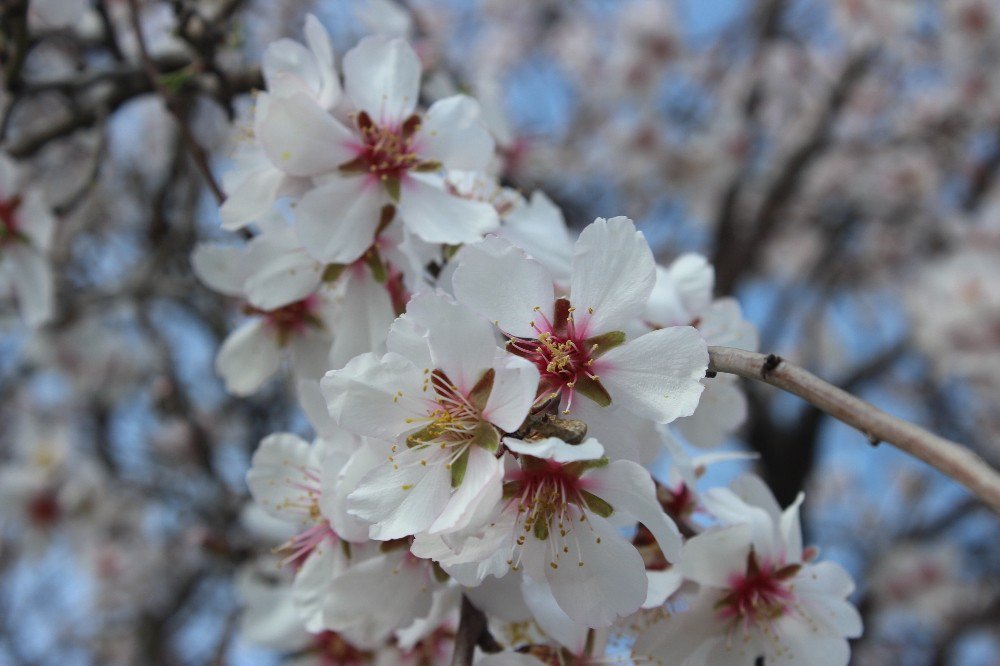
634 475 862 665
452 217 708 449
256 34 499 264
0 154 56 328
322 291 539 540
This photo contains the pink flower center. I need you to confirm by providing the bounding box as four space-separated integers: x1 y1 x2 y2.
245 295 323 344
27 489 60 527
0 194 23 245
354 111 423 180
716 551 798 632
312 631 371 666
506 298 613 413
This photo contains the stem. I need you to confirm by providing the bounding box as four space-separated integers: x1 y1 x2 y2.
707 347 1000 513
452 595 500 666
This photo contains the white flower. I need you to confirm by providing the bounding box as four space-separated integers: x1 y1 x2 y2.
193 237 337 396
322 291 539 540
428 436 682 628
256 35 499 263
246 431 368 631
0 154 56 328
453 217 708 428
634 475 862 665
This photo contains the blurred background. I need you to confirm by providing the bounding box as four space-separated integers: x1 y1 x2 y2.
0 0 998 663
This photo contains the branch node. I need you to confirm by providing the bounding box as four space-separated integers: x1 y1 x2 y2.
705 370 718 379
762 353 783 376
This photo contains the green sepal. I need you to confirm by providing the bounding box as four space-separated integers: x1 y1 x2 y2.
580 490 614 518
584 330 627 357
364 247 387 283
431 561 451 583
375 204 396 236
471 420 500 453
322 263 346 283
413 160 443 173
338 154 369 174
450 447 471 487
468 368 495 413
533 517 550 541
563 456 610 478
574 374 612 407
383 176 401 202
405 424 437 448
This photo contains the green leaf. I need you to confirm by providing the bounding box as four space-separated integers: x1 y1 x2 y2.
574 374 612 407
468 368 495 413
580 490 614 518
584 330 627 357
450 447 470 487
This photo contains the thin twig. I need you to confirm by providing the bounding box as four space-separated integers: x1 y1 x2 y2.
708 346 1000 513
126 0 226 203
452 595 498 666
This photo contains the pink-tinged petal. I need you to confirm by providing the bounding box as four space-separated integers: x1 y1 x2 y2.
796 589 863 639
246 433 315 523
6 245 53 328
328 269 395 371
295 176 385 264
544 506 648 627
428 445 502 533
343 36 420 126
569 216 655 337
597 326 708 423
397 172 499 244
348 449 452 539
321 351 429 441
521 577 590 654
405 290 498 393
482 354 540 432
292 539 347 633
585 460 682 562
258 93 356 176
215 319 281 396
418 95 494 171
452 236 554 338
679 524 753 588
191 243 250 296
796 561 858 600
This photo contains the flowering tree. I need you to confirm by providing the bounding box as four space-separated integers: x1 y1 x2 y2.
1 1 999 664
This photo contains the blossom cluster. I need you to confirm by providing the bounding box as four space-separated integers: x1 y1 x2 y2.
192 19 863 664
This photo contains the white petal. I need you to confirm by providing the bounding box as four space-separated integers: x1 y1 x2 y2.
191 243 251 296
405 290 498 393
17 190 56 250
295 176 385 264
482 354 540 432
569 216 655 337
246 433 316 523
521 576 590 654
428 445 502 534
418 95 494 171
7 245 53 327
676 377 747 448
219 166 286 230
327 268 396 370
701 486 778 561
322 351 429 441
498 190 573 284
244 250 322 310
386 313 432 368
293 538 347 632
679 524 752 588
258 93 356 176
290 330 334 381
596 326 708 423
397 172 499 245
585 460 682 562
452 236 554 338
643 568 684 608
215 319 281 396
343 35 420 126
544 506 648 627
503 437 604 463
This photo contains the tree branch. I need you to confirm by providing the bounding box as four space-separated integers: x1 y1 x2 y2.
708 346 1000 513
452 595 501 665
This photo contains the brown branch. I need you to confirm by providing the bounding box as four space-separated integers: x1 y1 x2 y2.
452 595 501 666
708 346 1000 513
126 0 225 203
